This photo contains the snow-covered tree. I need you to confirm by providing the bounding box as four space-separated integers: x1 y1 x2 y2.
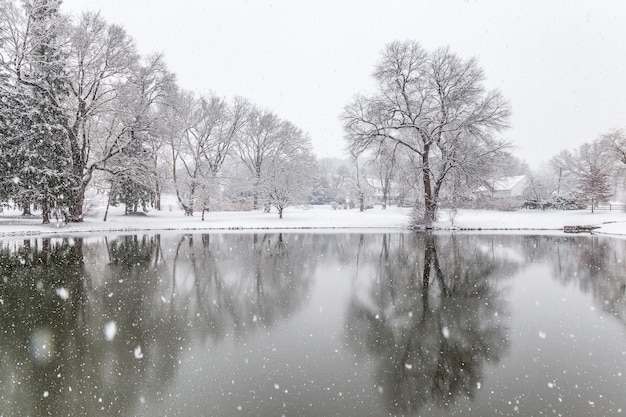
0 85 76 223
602 129 626 166
0 0 77 223
62 12 139 221
349 153 372 212
0 4 142 221
104 54 175 217
572 166 612 213
165 90 247 216
343 41 510 227
235 107 286 210
367 142 397 209
550 139 616 202
310 158 352 205
260 124 315 219
599 129 626 199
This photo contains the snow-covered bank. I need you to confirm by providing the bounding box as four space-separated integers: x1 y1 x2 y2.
1 203 626 238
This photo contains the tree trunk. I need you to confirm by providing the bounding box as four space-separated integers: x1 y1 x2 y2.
422 234 435 318
103 191 111 222
155 190 161 210
42 201 50 224
68 195 84 222
278 207 283 219
68 182 86 222
421 146 436 227
253 172 262 210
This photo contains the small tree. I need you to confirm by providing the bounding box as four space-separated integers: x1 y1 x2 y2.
260 129 315 219
573 166 611 213
350 153 371 212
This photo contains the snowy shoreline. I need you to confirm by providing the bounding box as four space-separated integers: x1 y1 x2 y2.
2 204 626 239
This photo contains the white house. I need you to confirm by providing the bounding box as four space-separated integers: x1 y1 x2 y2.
477 175 528 198
489 175 528 198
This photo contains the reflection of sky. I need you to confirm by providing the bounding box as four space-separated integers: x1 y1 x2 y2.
490 263 626 416
135 245 387 417
133 234 496 416
131 234 626 416
2 234 626 416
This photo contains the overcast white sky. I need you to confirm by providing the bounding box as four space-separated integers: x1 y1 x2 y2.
61 0 626 169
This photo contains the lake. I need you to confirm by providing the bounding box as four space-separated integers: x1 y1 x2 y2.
0 232 625 416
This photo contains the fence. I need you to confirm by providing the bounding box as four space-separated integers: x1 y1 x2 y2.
594 203 625 211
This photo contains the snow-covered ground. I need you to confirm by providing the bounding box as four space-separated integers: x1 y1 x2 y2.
1 195 626 238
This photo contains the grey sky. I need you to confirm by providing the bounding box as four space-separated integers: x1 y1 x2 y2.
61 0 626 169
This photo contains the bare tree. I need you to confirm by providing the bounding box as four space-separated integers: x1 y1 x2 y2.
600 129 626 198
260 124 315 219
349 153 371 212
165 90 247 217
602 129 626 165
343 41 510 227
104 54 175 217
235 107 285 210
63 12 139 221
550 139 615 200
367 142 397 209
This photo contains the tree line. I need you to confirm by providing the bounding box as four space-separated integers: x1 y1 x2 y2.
13 2 616 227
0 0 316 223
341 40 626 219
523 130 626 212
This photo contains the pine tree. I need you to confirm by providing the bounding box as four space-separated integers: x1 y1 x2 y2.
0 85 76 223
573 166 611 213
0 0 77 223
108 134 156 215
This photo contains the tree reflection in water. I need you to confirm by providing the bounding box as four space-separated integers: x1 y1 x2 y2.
522 235 626 326
0 233 315 416
346 233 515 414
169 233 314 341
0 238 86 416
2 233 626 416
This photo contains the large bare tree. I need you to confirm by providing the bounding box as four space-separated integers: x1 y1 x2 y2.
236 107 288 210
166 90 247 216
63 12 139 221
343 41 510 227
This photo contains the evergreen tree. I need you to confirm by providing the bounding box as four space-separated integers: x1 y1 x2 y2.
573 166 611 213
0 86 76 223
105 55 174 216
0 0 77 223
107 137 156 215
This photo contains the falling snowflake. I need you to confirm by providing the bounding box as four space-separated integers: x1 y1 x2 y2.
442 326 450 338
104 321 117 341
55 287 69 300
134 345 143 359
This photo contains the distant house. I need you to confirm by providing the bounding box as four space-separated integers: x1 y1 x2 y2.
479 175 529 198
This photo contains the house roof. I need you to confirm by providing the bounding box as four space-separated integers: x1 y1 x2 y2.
492 175 527 191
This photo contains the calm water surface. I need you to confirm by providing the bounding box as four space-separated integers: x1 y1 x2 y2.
0 232 625 416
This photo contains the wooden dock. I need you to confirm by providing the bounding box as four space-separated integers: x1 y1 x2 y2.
563 225 600 233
